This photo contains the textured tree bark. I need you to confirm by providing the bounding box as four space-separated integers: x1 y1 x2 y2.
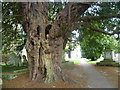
22 2 65 83
22 2 91 83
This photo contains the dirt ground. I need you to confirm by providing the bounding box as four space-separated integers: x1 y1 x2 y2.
93 65 119 88
2 64 119 88
2 64 87 88
3 73 81 88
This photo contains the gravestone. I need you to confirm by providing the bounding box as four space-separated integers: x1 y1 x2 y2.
113 53 120 64
104 51 114 60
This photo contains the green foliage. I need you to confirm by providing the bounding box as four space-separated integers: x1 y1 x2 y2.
9 52 22 66
2 2 26 54
117 41 120 53
1 54 10 65
84 2 120 33
79 2 120 61
80 28 118 61
48 2 66 22
64 30 80 52
22 62 28 67
65 41 79 52
2 2 120 62
61 23 68 30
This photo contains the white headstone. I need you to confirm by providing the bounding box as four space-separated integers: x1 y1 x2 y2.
104 51 114 59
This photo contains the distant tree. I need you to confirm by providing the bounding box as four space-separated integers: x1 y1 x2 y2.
80 28 118 61
79 2 119 61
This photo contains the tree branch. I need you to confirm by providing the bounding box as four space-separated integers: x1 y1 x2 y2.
51 2 92 38
79 14 120 21
81 23 115 36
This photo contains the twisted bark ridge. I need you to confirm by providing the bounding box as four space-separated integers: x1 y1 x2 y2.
22 2 119 83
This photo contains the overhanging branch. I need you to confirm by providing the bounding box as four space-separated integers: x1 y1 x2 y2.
79 14 120 21
81 23 115 36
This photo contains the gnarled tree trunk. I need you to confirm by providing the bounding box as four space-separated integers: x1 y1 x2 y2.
22 2 91 83
22 2 65 83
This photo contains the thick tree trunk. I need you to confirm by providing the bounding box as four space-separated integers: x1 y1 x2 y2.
22 2 91 83
22 2 65 83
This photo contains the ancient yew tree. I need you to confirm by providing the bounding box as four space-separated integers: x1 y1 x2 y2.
21 2 92 83
2 2 120 83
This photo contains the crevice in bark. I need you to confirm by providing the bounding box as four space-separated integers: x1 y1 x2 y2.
45 24 52 39
30 40 34 46
58 24 60 27
43 65 47 79
38 48 41 66
30 56 34 80
37 25 41 36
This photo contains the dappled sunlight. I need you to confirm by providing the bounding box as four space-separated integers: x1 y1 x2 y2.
79 58 92 66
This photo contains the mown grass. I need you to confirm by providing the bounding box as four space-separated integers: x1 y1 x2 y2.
65 59 80 64
0 64 6 66
86 59 99 64
0 64 28 80
86 58 103 64
1 65 28 73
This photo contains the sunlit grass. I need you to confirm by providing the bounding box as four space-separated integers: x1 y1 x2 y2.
1 65 28 73
0 63 6 66
86 58 104 64
65 59 80 64
86 60 98 64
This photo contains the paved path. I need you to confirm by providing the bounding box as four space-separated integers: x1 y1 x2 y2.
79 58 114 88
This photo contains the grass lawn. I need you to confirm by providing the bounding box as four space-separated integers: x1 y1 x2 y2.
0 64 6 66
1 65 28 73
0 65 28 80
65 59 81 64
85 58 103 64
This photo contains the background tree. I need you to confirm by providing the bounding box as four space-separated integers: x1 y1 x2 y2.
80 28 118 61
78 2 120 61
2 2 26 54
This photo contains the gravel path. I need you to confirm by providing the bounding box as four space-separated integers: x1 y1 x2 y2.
79 58 114 88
